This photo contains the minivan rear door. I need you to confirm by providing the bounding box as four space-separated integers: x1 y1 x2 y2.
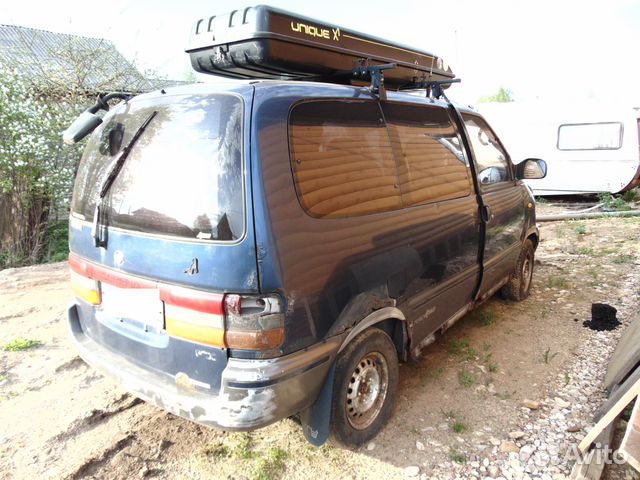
70 87 257 292
68 85 258 391
461 113 526 299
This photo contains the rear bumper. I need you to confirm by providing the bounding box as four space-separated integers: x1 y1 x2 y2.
68 303 339 430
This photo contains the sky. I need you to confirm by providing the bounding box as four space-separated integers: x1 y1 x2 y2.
2 0 640 106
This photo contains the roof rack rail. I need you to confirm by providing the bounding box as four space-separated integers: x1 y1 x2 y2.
186 5 456 91
352 62 396 100
412 78 462 100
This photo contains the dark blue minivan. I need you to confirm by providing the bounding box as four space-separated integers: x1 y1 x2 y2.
66 6 547 447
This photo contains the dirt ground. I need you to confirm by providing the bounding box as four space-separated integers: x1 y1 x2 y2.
1 211 639 480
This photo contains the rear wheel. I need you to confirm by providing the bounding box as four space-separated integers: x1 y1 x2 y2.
500 238 535 301
330 327 399 447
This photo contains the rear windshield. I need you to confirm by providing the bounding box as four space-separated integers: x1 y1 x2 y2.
71 94 244 241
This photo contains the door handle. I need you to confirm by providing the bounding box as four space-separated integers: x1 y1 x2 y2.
481 205 492 222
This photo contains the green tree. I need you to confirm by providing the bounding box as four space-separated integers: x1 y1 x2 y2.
478 86 514 103
0 69 84 267
0 28 172 268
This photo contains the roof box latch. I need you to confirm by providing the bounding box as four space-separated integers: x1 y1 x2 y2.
352 63 396 100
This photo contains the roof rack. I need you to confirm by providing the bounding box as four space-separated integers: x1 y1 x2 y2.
186 5 456 91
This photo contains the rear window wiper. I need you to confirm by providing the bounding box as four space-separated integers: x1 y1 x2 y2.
92 110 158 247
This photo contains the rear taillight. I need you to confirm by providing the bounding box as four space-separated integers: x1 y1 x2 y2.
161 287 284 351
223 294 285 350
70 270 102 305
162 286 225 348
68 255 284 351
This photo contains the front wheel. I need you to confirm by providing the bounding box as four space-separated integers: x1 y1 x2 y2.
500 238 535 301
330 327 399 447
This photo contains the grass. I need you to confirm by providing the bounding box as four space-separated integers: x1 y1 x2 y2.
449 449 467 464
232 432 253 460
3 338 42 351
595 247 620 257
546 276 569 289
478 310 495 327
201 441 230 459
543 347 559 365
555 227 567 239
448 338 469 354
452 420 467 434
564 372 571 385
200 439 286 480
252 448 286 480
482 352 498 373
622 189 639 203
574 224 587 235
599 192 632 211
576 247 595 256
458 369 476 388
587 267 599 280
447 339 478 361
462 347 478 362
441 409 457 420
496 390 516 400
613 254 634 264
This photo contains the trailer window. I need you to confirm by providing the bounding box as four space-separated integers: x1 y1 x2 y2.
557 122 623 150
289 100 401 218
383 103 470 206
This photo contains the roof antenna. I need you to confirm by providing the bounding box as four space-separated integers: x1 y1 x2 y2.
352 62 396 100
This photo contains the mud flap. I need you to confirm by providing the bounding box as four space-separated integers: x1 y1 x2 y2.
300 363 336 447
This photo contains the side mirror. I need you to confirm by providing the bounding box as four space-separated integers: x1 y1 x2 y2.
516 158 547 180
62 111 103 144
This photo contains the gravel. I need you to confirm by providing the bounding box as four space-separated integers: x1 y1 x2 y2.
423 267 640 480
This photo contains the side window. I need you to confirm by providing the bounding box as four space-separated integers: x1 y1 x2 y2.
383 103 470 206
557 122 623 150
462 114 512 185
289 100 400 218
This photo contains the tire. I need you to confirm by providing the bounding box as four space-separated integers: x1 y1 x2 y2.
330 327 399 447
500 238 535 301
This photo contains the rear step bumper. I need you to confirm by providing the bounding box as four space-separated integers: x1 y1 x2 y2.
68 303 339 430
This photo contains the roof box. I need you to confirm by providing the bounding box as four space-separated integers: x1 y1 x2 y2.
186 5 454 89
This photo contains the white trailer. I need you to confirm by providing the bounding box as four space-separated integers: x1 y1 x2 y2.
477 102 640 195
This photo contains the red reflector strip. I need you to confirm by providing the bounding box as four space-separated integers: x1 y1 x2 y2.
159 285 224 315
69 253 156 289
69 253 224 314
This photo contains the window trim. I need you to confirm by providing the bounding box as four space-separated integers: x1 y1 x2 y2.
556 121 624 151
